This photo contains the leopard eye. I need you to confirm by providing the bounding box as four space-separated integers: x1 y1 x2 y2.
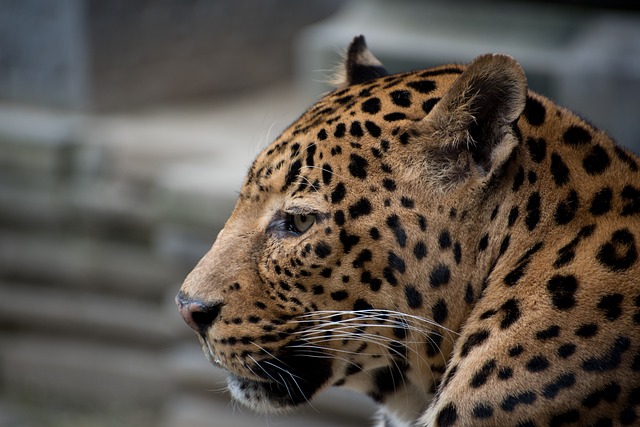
291 213 316 234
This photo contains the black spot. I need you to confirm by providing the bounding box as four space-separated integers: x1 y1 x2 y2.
596 228 637 272
501 391 537 412
550 153 570 187
582 382 621 408
542 372 576 399
516 421 537 427
553 224 596 268
547 274 578 310
499 235 511 257
400 196 415 208
334 123 346 138
526 355 550 372
352 249 372 268
439 230 452 249
429 264 451 288
563 125 592 146
478 234 490 252
317 128 327 141
426 332 443 358
460 329 490 357
508 206 519 227
413 241 428 260
387 251 406 273
470 359 496 388
465 283 474 304
504 242 543 286
331 182 346 204
500 298 521 329
349 154 368 179
422 98 440 114
453 242 462 264
354 298 373 311
362 97 381 114
554 189 579 225
557 343 576 359
305 143 317 168
526 137 547 163
435 402 457 427
369 227 381 240
582 335 630 372
348 198 372 219
390 90 411 107
334 210 345 226
386 215 408 248
314 242 332 258
512 166 525 192
549 409 580 427
498 366 513 380
575 323 598 338
509 344 524 357
432 299 448 324
490 205 499 220
312 285 324 295
383 267 397 286
621 185 640 216
283 159 302 191
383 112 406 122
321 164 333 185
583 144 610 175
480 309 497 320
528 170 537 184
525 192 541 231
365 121 382 138
335 94 353 105
339 229 360 254
597 293 623 321
417 214 427 231
330 290 348 301
615 146 639 171
524 97 546 126
382 178 396 191
399 131 411 145
350 121 364 137
405 285 423 309
320 268 332 278
472 402 494 419
536 325 560 341
407 80 436 94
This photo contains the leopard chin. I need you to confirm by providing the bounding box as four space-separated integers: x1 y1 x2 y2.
225 353 333 413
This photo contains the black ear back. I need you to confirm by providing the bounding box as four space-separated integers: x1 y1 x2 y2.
343 35 389 86
416 54 528 190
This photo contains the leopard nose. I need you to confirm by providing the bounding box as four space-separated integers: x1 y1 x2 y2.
176 291 222 334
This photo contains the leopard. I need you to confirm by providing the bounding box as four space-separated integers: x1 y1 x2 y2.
176 35 640 427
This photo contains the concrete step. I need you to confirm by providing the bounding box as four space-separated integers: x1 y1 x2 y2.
0 282 185 345
0 334 172 405
0 231 185 299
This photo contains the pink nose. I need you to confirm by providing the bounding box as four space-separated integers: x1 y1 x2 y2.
176 292 222 334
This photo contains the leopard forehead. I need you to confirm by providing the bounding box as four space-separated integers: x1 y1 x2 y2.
240 65 464 202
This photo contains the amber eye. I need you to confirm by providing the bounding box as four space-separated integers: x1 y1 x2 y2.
291 213 316 234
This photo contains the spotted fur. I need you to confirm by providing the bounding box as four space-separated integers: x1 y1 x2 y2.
177 35 640 426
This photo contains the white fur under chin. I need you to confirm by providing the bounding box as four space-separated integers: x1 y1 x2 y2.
226 374 294 415
375 387 433 427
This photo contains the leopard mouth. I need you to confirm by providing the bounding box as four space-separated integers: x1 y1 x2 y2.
199 336 333 412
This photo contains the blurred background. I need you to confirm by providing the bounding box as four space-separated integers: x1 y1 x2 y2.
0 1 639 426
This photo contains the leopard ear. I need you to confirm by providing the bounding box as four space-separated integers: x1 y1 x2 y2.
334 35 388 87
418 54 527 190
